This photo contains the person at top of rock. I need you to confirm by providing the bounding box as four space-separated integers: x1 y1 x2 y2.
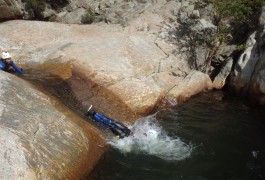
0 52 24 74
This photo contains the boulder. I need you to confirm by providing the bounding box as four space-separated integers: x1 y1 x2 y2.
0 71 105 179
0 0 23 20
162 70 213 106
213 57 233 89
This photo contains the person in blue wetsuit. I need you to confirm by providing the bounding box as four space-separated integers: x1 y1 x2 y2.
85 105 131 139
0 52 24 74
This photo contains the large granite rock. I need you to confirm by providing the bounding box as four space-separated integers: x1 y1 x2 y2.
230 6 265 105
0 71 105 179
0 20 213 121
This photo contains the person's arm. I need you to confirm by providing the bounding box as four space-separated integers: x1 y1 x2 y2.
9 60 24 74
0 61 6 70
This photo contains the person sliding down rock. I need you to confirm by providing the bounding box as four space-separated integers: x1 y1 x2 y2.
85 105 131 139
0 52 24 74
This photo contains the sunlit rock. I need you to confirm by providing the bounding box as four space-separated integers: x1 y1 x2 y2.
163 71 213 106
0 20 213 119
213 57 233 89
0 71 105 179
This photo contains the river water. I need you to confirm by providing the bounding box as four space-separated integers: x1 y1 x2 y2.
22 71 265 179
87 90 265 180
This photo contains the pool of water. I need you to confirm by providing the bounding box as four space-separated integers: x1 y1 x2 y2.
22 71 265 179
86 91 265 180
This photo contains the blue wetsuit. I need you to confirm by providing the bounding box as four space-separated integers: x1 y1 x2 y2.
0 59 24 74
85 108 131 138
93 112 121 129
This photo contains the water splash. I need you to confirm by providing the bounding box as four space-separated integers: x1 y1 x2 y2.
108 115 192 161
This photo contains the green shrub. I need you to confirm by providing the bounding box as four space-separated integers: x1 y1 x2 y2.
236 43 249 50
22 0 69 19
210 0 264 23
209 0 265 43
45 0 69 10
81 9 96 24
23 0 46 19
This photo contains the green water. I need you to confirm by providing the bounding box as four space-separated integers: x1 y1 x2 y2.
87 91 265 180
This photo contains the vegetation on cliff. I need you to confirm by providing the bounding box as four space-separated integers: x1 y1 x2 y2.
208 0 265 44
22 0 69 19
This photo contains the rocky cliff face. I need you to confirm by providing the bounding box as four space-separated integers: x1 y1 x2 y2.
229 7 265 105
0 71 105 179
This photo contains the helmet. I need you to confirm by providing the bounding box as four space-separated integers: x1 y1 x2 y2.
1 52 11 59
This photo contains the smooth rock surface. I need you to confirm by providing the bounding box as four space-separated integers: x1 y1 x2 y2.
0 71 105 179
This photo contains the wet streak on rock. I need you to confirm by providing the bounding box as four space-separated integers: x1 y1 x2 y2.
70 63 141 124
22 62 140 124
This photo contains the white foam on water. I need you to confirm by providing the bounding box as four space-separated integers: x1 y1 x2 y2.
108 115 193 161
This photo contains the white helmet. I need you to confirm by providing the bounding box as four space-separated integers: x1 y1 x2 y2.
1 52 11 59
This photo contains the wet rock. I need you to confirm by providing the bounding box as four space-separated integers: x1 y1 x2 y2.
0 71 105 179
